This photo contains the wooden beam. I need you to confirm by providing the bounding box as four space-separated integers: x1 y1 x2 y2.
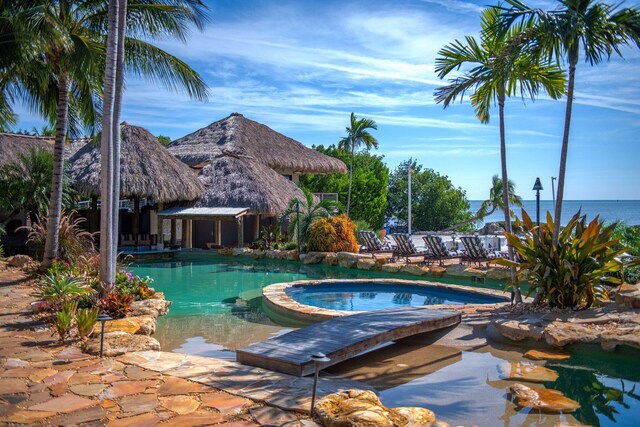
216 220 222 246
170 219 177 245
254 214 261 240
186 219 193 249
156 202 164 249
236 216 244 248
181 219 188 248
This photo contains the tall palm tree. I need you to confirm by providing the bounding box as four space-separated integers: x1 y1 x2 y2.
445 175 523 231
435 7 565 303
2 0 209 268
338 112 378 217
499 0 640 243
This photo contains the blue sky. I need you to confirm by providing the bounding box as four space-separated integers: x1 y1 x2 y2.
12 0 640 200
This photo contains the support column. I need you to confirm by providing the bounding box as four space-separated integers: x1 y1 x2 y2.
236 216 244 248
89 196 98 232
170 219 177 245
132 196 140 245
181 219 188 248
156 202 164 250
254 214 261 240
186 219 193 249
216 220 222 246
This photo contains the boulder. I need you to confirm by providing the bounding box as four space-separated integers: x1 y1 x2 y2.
286 250 300 261
543 322 599 347
93 319 140 335
128 315 156 336
509 383 580 413
129 298 171 318
301 252 327 265
498 362 558 383
150 292 165 300
400 264 429 276
232 248 253 257
7 254 32 268
523 349 570 361
600 326 640 351
324 253 338 266
445 264 486 279
381 263 402 273
337 252 359 269
357 259 379 271
252 250 266 259
486 268 512 281
315 389 407 427
493 320 544 342
394 407 436 426
429 266 446 278
613 283 640 308
82 332 160 357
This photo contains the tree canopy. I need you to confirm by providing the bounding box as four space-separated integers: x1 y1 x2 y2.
386 159 472 232
299 145 389 230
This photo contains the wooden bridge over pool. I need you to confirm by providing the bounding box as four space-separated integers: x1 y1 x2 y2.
236 306 461 376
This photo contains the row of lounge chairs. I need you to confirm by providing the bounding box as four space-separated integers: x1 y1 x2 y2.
358 231 505 267
120 233 155 246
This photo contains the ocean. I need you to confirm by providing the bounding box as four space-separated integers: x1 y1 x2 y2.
468 200 640 226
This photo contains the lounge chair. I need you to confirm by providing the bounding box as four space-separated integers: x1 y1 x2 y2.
390 233 432 263
120 233 135 246
422 235 465 265
137 234 151 247
358 231 395 258
460 236 504 267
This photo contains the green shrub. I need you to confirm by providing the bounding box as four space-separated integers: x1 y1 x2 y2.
76 307 100 339
54 309 74 342
284 242 298 251
497 210 639 308
114 270 154 301
39 274 90 311
307 214 359 253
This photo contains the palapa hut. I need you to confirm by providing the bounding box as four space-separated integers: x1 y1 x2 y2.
68 122 204 247
0 132 52 167
166 113 347 248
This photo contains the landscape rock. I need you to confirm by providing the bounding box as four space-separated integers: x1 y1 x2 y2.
544 321 599 347
82 332 160 357
600 325 640 351
493 319 544 342
429 266 447 277
614 283 640 308
337 252 359 269
400 264 429 276
394 407 436 426
7 254 32 268
94 319 140 335
129 298 171 318
232 248 253 256
497 362 559 383
315 389 407 427
128 315 156 335
301 252 327 265
445 264 486 278
251 250 266 259
523 349 571 361
381 263 402 273
509 383 580 413
324 253 338 266
486 268 512 281
357 259 379 271
286 250 300 261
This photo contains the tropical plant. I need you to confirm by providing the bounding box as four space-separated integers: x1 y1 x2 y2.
156 135 171 146
496 210 640 308
39 274 89 311
54 308 75 341
22 211 95 264
0 147 75 219
498 0 640 242
300 145 389 229
386 159 473 232
114 270 155 300
338 113 379 217
250 225 289 250
445 175 523 231
1 0 210 268
307 215 359 253
75 307 100 339
281 188 341 249
99 290 133 319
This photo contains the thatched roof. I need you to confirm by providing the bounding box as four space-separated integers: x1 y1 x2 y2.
0 133 52 166
194 152 307 216
68 122 204 202
168 113 347 174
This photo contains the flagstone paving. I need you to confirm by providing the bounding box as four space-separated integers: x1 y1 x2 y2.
0 268 331 426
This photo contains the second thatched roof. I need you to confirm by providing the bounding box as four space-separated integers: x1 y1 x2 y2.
168 113 347 174
0 133 52 166
194 152 306 216
68 122 204 202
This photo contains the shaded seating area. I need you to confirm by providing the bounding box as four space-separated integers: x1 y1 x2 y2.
358 231 395 258
422 235 465 265
460 236 504 267
390 233 432 263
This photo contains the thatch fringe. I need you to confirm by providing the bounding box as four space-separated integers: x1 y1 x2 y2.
168 113 347 174
68 123 204 202
0 133 52 166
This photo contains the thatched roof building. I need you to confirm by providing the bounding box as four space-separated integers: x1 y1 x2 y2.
0 133 52 166
68 122 204 202
168 113 347 174
193 152 306 216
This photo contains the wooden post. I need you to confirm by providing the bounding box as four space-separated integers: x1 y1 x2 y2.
254 214 261 240
89 196 98 232
186 219 193 249
216 219 222 246
132 196 140 244
236 216 244 248
181 219 188 248
156 202 164 250
170 219 177 245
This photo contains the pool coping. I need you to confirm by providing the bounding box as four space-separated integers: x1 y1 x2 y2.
263 278 511 323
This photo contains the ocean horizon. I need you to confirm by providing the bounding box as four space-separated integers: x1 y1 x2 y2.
468 199 640 226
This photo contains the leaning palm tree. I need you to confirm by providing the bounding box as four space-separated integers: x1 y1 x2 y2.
498 0 640 243
445 175 523 231
2 0 209 268
338 113 379 217
435 7 565 303
281 189 341 248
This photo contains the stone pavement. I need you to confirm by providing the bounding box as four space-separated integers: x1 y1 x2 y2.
0 269 335 426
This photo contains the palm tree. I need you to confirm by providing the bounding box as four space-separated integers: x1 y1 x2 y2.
499 0 640 243
281 189 341 248
2 0 209 268
435 7 565 303
338 113 378 217
445 175 523 231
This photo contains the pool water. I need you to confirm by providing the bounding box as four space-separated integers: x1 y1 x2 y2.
129 253 639 426
286 282 504 311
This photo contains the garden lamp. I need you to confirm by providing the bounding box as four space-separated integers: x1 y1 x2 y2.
97 313 112 357
310 352 330 417
533 178 543 230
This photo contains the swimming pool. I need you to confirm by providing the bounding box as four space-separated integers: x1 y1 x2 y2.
129 252 639 426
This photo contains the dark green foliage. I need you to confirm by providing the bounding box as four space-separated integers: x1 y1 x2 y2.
385 159 472 231
299 145 389 229
281 188 341 248
612 223 640 256
250 225 289 250
156 135 171 145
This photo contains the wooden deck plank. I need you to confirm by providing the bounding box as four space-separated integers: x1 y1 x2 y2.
236 306 461 376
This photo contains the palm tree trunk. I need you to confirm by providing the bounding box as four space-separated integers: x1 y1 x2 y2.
42 71 69 268
499 95 522 304
100 0 120 284
553 51 578 244
110 0 127 265
346 146 353 216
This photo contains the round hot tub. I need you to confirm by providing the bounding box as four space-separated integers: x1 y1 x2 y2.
262 278 509 324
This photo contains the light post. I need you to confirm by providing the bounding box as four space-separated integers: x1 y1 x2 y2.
533 178 543 231
551 176 557 210
408 168 413 235
97 313 112 357
295 200 300 254
310 352 330 417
